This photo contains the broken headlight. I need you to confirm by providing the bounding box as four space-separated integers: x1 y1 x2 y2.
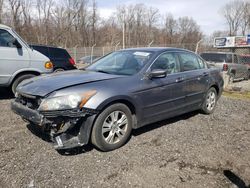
38 90 97 111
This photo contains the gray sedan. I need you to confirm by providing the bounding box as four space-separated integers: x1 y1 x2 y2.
11 47 224 151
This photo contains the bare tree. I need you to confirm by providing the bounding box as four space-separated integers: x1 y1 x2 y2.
240 1 250 35
0 0 4 22
164 13 177 44
221 0 245 36
146 6 159 43
8 0 22 31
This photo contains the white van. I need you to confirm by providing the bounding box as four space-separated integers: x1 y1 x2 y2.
0 24 53 93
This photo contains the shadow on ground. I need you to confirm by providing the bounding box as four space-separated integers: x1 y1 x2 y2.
224 170 250 188
25 110 199 156
0 88 14 100
26 123 94 155
132 110 199 136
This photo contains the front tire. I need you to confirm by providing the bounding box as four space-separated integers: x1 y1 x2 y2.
91 103 132 151
201 87 217 114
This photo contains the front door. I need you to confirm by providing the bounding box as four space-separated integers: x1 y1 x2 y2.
135 52 186 125
0 29 29 86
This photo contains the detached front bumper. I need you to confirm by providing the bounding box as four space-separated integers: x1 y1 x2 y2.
11 100 97 150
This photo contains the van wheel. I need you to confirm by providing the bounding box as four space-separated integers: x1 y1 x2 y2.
91 103 132 151
201 87 217 114
11 74 36 94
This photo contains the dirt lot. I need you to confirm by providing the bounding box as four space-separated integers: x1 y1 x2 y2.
0 88 249 188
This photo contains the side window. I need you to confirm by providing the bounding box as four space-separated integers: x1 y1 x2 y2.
179 52 200 71
197 57 206 69
0 29 16 47
226 54 233 63
49 48 70 59
151 52 179 74
233 54 238 64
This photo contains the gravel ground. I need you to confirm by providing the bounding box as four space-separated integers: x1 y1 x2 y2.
0 88 249 188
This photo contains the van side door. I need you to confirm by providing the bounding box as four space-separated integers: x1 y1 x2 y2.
0 29 29 86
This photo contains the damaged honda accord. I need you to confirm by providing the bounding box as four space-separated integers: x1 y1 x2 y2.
11 47 224 151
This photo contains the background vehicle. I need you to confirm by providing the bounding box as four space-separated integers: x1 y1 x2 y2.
0 24 53 94
30 44 76 72
200 52 249 82
78 55 101 64
238 54 250 78
12 47 224 152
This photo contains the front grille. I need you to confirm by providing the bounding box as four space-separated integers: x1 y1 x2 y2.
16 94 41 110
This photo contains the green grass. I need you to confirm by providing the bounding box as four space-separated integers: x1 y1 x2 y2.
222 90 250 100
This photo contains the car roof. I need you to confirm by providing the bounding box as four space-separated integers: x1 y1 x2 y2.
120 47 193 53
0 24 11 30
122 47 189 52
201 52 235 55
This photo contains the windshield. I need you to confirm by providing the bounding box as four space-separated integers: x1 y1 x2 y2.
200 53 232 63
86 50 153 75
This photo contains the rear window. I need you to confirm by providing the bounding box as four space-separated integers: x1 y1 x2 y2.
200 53 232 63
49 48 71 59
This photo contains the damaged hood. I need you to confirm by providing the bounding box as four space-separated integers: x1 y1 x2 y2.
16 70 124 97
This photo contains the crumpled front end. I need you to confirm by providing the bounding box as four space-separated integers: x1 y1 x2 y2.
11 93 97 150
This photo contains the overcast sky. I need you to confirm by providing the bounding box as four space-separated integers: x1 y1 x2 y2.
96 0 232 35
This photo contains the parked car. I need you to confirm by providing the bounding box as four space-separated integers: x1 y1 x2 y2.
200 52 249 82
78 55 101 64
0 24 53 94
30 44 76 72
11 47 224 151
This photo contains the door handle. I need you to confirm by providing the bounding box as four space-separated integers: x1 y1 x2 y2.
176 77 184 83
202 72 209 76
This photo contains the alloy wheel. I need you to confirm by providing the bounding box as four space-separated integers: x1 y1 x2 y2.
206 91 216 111
102 111 128 144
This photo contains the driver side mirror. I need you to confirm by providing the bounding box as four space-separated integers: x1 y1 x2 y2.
147 69 167 79
13 39 22 48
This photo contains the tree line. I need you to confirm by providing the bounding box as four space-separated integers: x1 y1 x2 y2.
0 0 249 49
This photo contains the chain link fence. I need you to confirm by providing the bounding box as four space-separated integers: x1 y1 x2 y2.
66 44 250 71
67 43 199 63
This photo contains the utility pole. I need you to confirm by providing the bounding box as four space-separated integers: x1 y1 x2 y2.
122 13 125 49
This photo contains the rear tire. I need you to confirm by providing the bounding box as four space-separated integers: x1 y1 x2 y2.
201 87 217 114
91 103 132 151
11 74 36 94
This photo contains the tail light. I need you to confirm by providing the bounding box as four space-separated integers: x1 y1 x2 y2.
69 58 76 65
223 64 228 71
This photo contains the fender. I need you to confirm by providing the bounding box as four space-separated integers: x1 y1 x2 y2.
8 68 44 85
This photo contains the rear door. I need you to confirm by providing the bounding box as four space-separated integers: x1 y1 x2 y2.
0 29 29 86
137 52 186 125
177 52 209 109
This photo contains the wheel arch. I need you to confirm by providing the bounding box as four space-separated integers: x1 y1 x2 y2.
209 84 220 95
95 96 139 129
10 70 40 85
